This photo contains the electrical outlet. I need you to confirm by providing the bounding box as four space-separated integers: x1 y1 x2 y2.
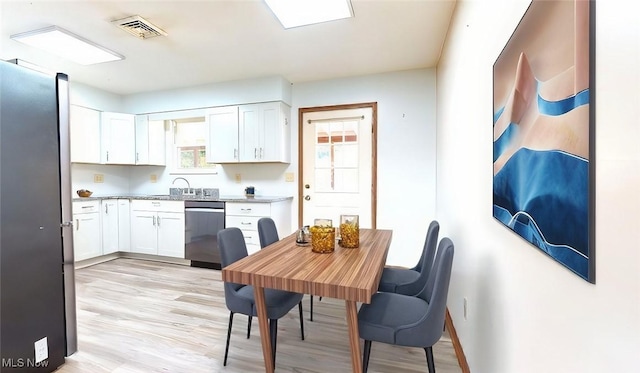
285 172 295 182
34 337 48 363
150 174 158 183
93 174 104 183
463 297 468 320
235 173 241 183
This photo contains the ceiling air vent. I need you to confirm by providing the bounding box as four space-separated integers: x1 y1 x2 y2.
112 15 167 39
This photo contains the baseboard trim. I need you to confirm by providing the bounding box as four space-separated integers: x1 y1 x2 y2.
445 308 470 373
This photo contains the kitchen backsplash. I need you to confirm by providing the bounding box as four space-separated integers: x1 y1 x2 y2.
72 162 296 197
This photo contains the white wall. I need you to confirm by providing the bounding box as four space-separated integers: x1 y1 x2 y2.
292 69 437 266
436 1 640 372
69 81 123 112
121 75 292 114
71 163 131 195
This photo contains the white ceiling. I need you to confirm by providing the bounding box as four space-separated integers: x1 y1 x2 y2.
0 1 456 96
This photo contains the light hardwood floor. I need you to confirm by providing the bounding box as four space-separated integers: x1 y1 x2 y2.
57 258 462 373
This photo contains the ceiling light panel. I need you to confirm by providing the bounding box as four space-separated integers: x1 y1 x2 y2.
10 26 124 65
265 0 354 29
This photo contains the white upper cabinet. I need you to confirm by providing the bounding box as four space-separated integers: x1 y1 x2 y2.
206 105 239 163
240 101 290 163
207 102 290 164
135 115 166 165
70 105 101 163
101 111 136 164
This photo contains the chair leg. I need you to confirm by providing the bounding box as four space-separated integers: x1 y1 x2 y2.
247 315 252 339
310 295 314 321
362 340 372 373
425 346 435 373
269 319 278 367
223 311 234 366
298 301 305 340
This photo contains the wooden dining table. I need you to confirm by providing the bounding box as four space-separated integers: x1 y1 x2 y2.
221 228 392 373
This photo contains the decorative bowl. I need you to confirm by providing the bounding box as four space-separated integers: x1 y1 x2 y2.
76 189 93 197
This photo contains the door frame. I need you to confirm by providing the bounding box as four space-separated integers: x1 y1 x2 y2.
298 102 378 228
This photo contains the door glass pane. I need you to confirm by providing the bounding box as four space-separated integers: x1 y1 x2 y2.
314 119 360 193
343 120 358 142
316 145 331 168
334 144 358 168
315 168 332 192
334 168 358 193
316 123 330 144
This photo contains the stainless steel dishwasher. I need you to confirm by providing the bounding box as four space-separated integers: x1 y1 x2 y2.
184 200 225 269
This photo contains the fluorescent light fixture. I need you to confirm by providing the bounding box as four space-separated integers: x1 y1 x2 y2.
265 0 354 29
10 26 124 65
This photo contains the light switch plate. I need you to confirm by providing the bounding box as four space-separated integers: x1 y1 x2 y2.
93 174 104 183
285 172 294 182
235 173 241 183
34 337 48 363
150 174 157 183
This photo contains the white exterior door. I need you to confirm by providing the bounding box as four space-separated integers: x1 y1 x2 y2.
301 106 375 228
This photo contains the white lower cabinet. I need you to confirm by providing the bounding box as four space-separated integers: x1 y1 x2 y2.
102 199 119 255
73 201 102 262
130 200 185 258
225 201 291 255
103 199 132 255
118 199 131 252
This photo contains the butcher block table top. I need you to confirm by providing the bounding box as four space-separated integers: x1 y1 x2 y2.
222 228 392 373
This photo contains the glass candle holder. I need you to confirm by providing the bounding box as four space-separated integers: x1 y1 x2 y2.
340 214 359 248
309 225 335 253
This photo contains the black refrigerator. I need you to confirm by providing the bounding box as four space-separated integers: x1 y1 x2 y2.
0 59 77 371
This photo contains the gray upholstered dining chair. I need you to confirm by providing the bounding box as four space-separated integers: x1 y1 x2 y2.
378 220 439 296
358 237 454 373
257 217 317 322
218 227 305 367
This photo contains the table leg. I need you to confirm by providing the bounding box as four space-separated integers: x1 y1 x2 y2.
345 300 363 373
254 286 275 373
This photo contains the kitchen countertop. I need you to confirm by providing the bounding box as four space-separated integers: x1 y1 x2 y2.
72 195 293 203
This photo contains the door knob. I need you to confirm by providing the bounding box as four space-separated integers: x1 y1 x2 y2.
305 184 310 189
304 195 311 201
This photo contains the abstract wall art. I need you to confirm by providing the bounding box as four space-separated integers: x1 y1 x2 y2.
492 0 595 282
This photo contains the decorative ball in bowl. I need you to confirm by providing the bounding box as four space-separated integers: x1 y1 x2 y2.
76 189 93 198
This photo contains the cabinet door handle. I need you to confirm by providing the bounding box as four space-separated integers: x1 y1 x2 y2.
76 219 79 231
153 216 157 226
106 151 109 162
157 216 161 227
254 148 257 158
105 204 109 214
241 222 251 225
136 152 139 162
260 148 263 159
240 208 252 212
234 148 238 160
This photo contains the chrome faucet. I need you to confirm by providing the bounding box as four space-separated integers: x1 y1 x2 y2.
172 177 193 195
